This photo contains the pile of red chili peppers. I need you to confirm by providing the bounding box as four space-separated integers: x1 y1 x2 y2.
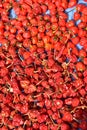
0 0 87 130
